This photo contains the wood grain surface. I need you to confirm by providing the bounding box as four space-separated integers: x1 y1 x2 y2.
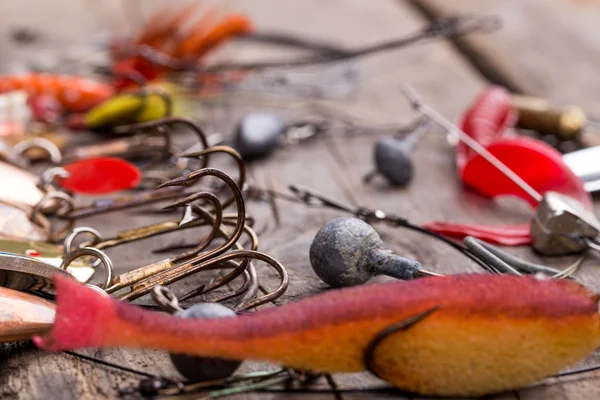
0 0 600 399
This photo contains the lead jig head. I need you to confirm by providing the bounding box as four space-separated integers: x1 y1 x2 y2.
363 117 432 187
309 217 435 287
234 113 287 159
233 113 327 159
169 303 242 382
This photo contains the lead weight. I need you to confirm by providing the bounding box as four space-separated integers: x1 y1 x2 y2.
233 113 287 159
309 217 437 288
169 303 242 382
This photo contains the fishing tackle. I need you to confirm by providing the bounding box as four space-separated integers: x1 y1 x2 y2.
232 111 424 161
0 243 101 342
0 159 58 209
112 13 497 91
36 274 600 397
309 218 572 288
257 183 578 278
59 166 288 309
152 286 242 383
28 94 63 124
53 157 142 195
233 113 286 159
111 5 253 89
401 85 600 256
0 153 168 241
0 286 55 342
310 217 436 287
233 113 328 159
530 191 600 256
363 117 433 187
0 250 96 299
0 117 217 223
512 94 588 140
0 134 66 165
1 136 142 196
60 133 169 164
0 74 113 112
0 236 95 282
199 15 500 74
451 86 588 208
0 163 279 343
32 116 218 196
112 116 209 163
0 161 77 242
563 146 600 193
0 201 48 241
463 236 577 278
74 88 173 130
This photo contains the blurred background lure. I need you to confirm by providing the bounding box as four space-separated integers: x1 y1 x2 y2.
110 3 253 90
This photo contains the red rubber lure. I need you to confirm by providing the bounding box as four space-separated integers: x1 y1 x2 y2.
57 157 142 195
425 86 591 246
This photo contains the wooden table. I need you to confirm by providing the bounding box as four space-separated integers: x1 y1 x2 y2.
2 0 600 398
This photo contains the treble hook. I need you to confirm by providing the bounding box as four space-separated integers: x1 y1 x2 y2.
67 168 242 299
114 117 210 165
177 145 246 209
31 191 75 242
63 191 225 258
127 168 286 308
60 166 287 308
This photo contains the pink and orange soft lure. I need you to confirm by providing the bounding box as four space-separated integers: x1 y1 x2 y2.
35 274 600 396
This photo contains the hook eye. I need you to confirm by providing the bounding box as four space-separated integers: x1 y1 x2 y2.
38 167 70 190
85 284 110 297
60 247 113 289
151 285 182 314
31 191 75 241
13 137 63 166
64 227 104 268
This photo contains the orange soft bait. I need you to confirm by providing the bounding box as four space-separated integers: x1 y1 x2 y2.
112 5 253 89
0 74 113 112
35 274 600 396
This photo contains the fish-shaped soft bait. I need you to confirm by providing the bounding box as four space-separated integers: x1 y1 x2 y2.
35 274 600 397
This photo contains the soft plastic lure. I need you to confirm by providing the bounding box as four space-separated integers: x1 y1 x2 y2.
426 86 591 245
78 91 171 130
0 74 113 112
111 4 253 89
36 274 600 396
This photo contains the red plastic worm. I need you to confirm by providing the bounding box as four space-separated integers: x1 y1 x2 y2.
425 86 591 245
455 86 517 172
0 74 114 113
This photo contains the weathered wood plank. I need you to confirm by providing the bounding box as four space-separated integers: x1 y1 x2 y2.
0 0 485 399
2 0 597 399
413 0 600 112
